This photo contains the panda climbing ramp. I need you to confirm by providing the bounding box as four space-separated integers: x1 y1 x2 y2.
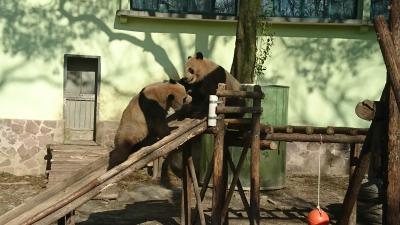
108 79 192 169
178 51 245 119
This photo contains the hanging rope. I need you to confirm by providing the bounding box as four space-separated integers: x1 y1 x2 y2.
307 134 330 225
317 134 322 212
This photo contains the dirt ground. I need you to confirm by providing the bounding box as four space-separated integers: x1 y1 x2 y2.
0 171 350 225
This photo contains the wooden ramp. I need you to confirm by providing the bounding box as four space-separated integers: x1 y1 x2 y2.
46 144 109 187
0 118 207 225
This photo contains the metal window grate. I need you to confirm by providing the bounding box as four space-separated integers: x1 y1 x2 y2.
130 0 388 21
371 0 388 19
261 0 358 20
130 0 237 16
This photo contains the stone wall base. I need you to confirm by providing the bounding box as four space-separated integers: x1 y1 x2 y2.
0 119 64 175
1 119 352 176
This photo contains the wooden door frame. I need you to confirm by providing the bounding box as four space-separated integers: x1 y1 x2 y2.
63 54 101 142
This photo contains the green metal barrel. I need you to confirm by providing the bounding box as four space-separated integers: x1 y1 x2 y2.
199 85 289 190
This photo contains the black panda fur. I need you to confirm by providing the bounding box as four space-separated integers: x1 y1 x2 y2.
178 52 245 119
108 79 192 169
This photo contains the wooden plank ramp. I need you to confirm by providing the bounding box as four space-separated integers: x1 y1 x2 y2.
0 118 207 225
46 144 110 187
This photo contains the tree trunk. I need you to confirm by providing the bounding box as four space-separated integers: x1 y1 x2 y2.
230 0 260 83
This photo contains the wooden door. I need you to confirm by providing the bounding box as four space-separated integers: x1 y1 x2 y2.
64 55 100 143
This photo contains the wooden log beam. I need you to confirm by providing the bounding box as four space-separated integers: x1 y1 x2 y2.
339 120 386 225
384 1 400 223
200 158 213 200
181 144 192 225
217 106 262 114
187 156 206 225
348 144 361 225
226 137 278 150
265 125 369 135
226 152 251 219
339 84 388 225
250 85 262 225
212 84 227 225
265 133 365 144
221 143 250 225
223 119 369 135
216 89 264 99
374 15 400 109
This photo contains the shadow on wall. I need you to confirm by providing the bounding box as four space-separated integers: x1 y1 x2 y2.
0 0 229 98
261 31 383 126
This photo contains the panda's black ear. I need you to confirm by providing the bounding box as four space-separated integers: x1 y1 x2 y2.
169 79 177 84
195 52 203 60
187 56 192 59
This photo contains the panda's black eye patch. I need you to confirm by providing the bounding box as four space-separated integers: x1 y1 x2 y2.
188 68 194 74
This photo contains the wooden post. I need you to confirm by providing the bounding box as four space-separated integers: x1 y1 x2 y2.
57 211 75 225
226 152 251 217
181 145 192 225
187 156 206 225
339 85 388 225
374 16 400 109
212 84 227 225
250 85 262 225
348 143 361 225
384 1 400 223
221 143 250 224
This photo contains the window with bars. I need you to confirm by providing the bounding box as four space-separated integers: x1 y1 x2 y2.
371 0 388 19
261 0 358 20
130 0 237 16
130 0 388 21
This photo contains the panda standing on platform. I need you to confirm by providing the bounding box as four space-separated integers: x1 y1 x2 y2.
178 52 245 119
108 79 192 169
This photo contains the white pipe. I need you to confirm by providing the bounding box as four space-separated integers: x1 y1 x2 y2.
208 95 218 127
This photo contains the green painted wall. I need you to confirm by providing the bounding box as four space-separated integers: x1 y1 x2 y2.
0 0 385 128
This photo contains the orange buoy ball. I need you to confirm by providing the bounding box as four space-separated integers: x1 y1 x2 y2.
307 208 330 225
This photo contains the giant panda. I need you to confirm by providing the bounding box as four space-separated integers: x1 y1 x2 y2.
108 79 192 169
178 51 244 119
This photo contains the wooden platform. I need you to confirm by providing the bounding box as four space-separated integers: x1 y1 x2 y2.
0 118 207 225
46 144 110 187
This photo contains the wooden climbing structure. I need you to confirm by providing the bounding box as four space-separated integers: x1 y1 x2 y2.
0 118 207 225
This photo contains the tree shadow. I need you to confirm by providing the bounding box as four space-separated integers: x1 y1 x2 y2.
263 30 384 126
77 200 180 225
0 0 228 101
